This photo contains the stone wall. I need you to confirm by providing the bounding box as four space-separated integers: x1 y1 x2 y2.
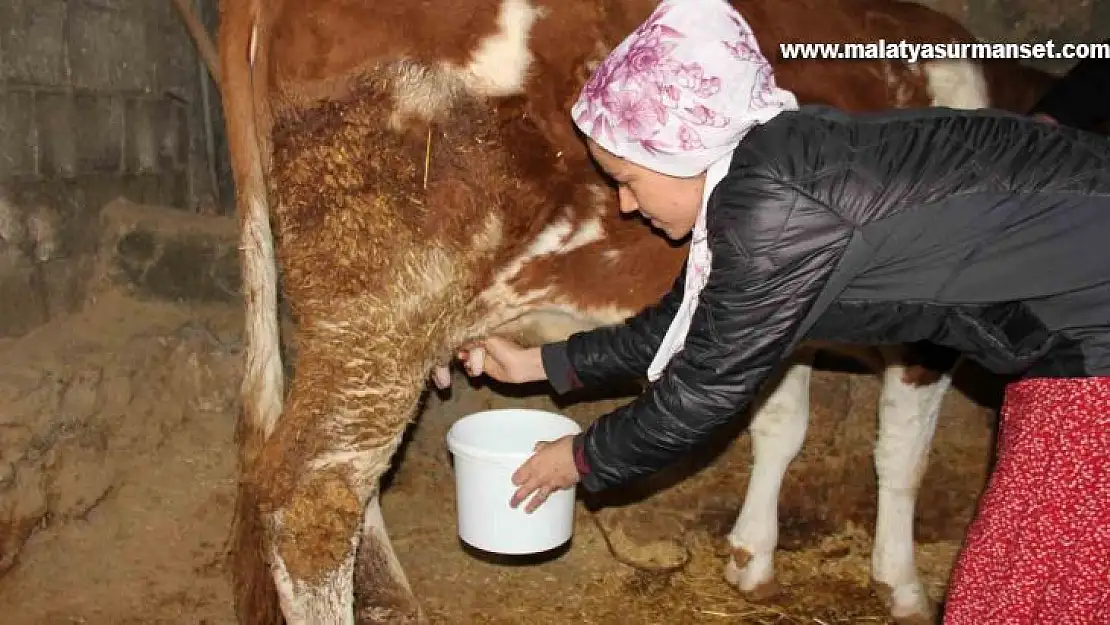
0 0 223 337
921 0 1110 73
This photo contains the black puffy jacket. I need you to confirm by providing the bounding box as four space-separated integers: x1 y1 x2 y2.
1030 50 1110 130
541 105 1110 493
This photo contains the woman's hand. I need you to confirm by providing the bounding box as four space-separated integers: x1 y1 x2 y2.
510 434 580 513
458 336 547 384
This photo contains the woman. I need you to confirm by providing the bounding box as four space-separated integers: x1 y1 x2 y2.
458 0 1110 622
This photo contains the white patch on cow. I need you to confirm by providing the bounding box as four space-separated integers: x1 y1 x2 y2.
726 356 813 593
461 0 544 97
270 548 301 623
535 215 604 255
871 347 952 621
602 249 621 263
880 61 918 107
529 219 574 257
269 514 357 625
489 214 605 290
565 217 603 251
389 63 466 129
471 203 622 347
471 183 620 341
464 184 617 352
473 211 504 253
477 215 604 315
922 59 989 110
242 193 284 439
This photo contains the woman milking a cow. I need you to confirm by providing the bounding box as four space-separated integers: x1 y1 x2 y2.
450 0 1110 621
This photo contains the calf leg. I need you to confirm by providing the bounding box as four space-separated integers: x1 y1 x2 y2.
870 347 952 624
725 353 814 597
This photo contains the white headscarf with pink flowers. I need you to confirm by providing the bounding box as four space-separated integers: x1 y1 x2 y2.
571 0 798 381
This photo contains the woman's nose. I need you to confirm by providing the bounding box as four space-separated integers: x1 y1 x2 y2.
617 187 638 213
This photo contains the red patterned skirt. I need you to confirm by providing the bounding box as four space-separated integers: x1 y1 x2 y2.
944 376 1110 624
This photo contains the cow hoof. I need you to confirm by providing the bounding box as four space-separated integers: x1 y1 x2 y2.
719 563 781 599
743 578 781 602
724 547 777 599
871 580 935 625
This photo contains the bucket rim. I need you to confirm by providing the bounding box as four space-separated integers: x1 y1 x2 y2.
446 408 582 461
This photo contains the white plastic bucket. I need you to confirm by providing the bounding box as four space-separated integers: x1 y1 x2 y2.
446 408 583 555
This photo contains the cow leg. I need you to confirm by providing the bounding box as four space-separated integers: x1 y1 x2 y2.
263 443 421 625
724 353 815 597
249 341 426 625
870 347 952 624
354 492 421 624
266 466 363 625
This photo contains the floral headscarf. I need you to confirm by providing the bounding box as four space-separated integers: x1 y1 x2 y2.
571 0 798 381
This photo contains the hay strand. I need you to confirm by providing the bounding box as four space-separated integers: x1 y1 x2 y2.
423 125 433 190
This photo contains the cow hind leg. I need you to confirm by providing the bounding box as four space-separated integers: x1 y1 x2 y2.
354 493 422 624
266 464 364 625
870 347 952 624
260 434 423 625
241 341 426 625
725 352 815 598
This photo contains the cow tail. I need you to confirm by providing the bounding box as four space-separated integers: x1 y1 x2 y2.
215 1 285 624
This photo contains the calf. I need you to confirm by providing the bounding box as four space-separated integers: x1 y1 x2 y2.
209 0 1056 622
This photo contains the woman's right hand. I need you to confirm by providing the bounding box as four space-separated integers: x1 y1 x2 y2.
458 336 547 384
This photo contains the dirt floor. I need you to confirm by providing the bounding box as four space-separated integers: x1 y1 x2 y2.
0 291 1001 624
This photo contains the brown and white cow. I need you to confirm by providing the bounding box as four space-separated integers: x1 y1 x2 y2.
204 0 1056 622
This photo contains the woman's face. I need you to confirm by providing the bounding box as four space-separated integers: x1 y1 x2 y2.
587 140 705 241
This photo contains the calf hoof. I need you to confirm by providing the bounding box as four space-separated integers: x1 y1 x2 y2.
871 580 936 625
724 548 779 600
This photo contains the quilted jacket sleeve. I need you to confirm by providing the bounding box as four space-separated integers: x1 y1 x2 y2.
539 265 687 394
1029 42 1110 130
573 168 854 493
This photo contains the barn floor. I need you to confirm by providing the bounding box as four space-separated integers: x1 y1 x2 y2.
0 289 1001 624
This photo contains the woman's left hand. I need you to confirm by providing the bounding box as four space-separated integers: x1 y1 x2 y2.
510 434 580 513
